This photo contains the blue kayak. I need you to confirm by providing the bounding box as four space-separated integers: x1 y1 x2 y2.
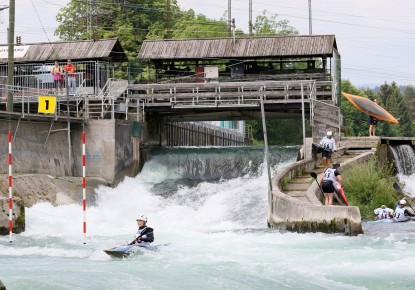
104 244 157 257
104 243 168 258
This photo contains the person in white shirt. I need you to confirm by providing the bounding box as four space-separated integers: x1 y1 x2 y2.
320 131 337 168
320 162 342 205
374 205 394 220
393 200 415 222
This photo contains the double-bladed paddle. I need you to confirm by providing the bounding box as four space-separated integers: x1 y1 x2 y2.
310 171 325 196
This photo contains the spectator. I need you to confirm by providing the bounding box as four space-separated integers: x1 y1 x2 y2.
51 61 63 94
64 59 76 95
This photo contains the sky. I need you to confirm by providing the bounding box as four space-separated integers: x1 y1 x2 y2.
0 0 415 87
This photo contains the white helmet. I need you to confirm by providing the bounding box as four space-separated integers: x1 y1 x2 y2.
136 214 148 222
399 200 407 205
326 131 333 137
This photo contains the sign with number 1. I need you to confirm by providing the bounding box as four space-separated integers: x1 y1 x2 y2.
38 96 56 114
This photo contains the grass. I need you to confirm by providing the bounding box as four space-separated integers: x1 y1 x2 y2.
342 157 400 220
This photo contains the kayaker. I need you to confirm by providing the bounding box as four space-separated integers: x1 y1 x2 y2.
320 162 342 206
319 131 337 168
129 214 154 245
374 205 394 220
393 200 415 222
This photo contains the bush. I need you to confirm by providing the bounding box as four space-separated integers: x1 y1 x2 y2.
342 157 400 220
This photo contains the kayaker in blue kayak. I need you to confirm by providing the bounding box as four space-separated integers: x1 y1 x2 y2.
393 200 415 222
129 214 154 245
374 205 394 220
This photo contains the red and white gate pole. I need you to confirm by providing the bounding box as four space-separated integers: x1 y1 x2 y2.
8 131 13 243
82 131 87 244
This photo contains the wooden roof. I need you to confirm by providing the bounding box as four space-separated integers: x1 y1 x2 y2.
0 38 127 63
138 35 338 61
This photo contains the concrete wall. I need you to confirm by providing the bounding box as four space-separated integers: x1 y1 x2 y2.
0 119 145 185
268 148 374 236
72 119 145 185
0 120 74 176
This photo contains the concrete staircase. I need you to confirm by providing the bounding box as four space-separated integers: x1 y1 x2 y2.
281 151 364 205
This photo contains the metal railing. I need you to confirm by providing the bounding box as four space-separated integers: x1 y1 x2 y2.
0 61 111 97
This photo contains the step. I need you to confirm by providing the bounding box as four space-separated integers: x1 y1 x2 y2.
285 183 309 191
291 177 313 184
286 191 307 197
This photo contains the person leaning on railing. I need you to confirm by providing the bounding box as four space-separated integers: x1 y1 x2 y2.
64 59 76 95
51 61 63 94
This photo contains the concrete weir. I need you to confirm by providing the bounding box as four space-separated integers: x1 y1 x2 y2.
268 138 378 236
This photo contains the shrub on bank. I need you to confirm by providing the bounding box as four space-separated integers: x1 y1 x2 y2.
342 157 400 220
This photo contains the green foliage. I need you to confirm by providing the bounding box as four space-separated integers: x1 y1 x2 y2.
341 80 414 137
378 82 412 137
342 158 400 220
340 80 370 136
253 10 298 36
247 118 311 145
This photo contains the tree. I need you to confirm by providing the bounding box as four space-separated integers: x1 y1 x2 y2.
56 0 180 56
253 10 298 36
340 80 370 136
379 82 412 137
403 85 415 119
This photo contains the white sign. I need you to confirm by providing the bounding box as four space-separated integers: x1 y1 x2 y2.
0 45 30 59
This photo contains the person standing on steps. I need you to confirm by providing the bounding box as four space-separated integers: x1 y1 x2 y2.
320 131 337 168
320 162 342 206
369 99 379 137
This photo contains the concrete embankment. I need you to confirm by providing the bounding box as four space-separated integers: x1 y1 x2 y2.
268 142 375 236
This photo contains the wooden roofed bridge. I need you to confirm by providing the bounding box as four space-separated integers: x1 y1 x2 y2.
0 35 343 148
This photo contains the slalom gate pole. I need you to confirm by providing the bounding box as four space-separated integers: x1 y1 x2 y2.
82 131 87 244
8 131 13 243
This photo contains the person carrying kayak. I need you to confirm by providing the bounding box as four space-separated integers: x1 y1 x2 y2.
320 131 337 168
374 205 394 220
129 214 154 245
393 200 415 222
320 162 343 206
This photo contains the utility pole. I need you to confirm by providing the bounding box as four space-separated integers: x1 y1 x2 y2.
166 0 171 39
7 0 15 112
228 0 231 36
249 0 253 35
308 0 312 35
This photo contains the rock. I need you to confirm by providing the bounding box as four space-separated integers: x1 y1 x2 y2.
0 196 25 235
0 279 5 290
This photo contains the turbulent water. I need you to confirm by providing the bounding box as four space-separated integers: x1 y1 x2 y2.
391 144 415 196
1 146 415 290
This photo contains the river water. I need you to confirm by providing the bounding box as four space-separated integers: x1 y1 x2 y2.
1 146 415 290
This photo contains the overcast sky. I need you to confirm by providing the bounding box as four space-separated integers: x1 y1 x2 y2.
1 0 414 87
